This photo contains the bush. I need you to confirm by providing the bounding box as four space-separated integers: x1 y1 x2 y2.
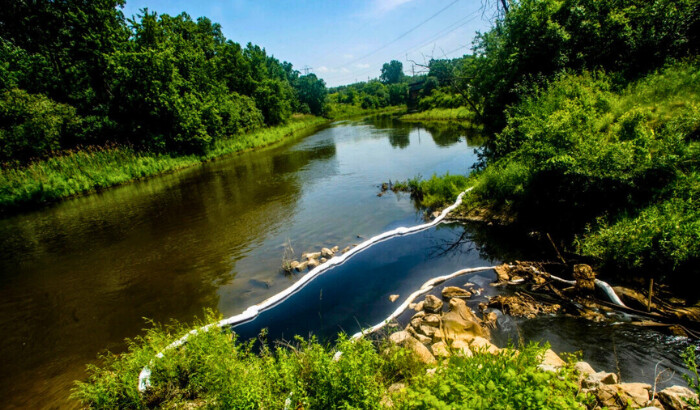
399 344 589 409
0 88 80 163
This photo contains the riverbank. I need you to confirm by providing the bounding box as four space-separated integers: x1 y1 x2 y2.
0 115 327 213
72 278 699 409
326 103 406 120
400 107 475 122
396 61 700 289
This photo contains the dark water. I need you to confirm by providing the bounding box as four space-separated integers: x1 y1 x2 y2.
0 117 480 408
0 117 694 408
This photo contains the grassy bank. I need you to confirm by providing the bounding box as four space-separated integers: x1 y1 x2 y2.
401 107 475 122
0 115 327 212
71 313 587 409
399 61 700 280
326 103 405 120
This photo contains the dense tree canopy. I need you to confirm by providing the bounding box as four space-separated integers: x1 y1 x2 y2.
0 0 327 163
380 60 404 84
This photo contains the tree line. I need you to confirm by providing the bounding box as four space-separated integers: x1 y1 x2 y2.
0 0 329 164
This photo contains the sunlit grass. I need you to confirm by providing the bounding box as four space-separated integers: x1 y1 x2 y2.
401 107 475 122
0 115 327 211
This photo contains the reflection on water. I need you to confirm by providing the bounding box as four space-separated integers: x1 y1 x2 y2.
0 115 476 408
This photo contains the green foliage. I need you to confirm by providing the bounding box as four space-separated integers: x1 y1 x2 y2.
409 62 700 277
681 346 700 408
399 344 588 409
71 313 422 409
0 2 328 161
401 107 474 121
460 0 700 129
0 116 325 212
406 173 471 209
0 88 81 163
294 74 328 116
72 312 587 409
380 60 405 84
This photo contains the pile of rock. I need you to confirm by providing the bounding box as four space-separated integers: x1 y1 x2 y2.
288 246 342 272
388 284 500 364
387 283 698 410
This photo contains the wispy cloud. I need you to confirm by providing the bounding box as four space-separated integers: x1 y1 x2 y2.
374 0 415 14
355 63 370 68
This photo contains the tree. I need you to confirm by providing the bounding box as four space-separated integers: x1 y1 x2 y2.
294 74 327 116
380 60 404 84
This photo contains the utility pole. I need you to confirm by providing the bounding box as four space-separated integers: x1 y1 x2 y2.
300 65 313 75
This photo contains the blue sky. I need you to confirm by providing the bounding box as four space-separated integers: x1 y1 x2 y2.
120 0 492 87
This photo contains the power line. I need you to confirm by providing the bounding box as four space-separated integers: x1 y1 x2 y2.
322 8 480 84
333 0 460 70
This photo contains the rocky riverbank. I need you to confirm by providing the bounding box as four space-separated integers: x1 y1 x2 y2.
386 279 698 409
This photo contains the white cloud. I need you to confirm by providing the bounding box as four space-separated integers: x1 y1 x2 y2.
374 0 415 14
317 66 330 73
355 63 370 69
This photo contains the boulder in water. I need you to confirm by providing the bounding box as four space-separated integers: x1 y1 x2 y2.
423 295 443 313
573 264 596 293
389 294 399 302
657 385 698 410
441 286 472 299
321 247 334 258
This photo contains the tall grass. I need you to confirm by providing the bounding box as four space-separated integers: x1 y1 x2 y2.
0 115 327 212
401 107 475 122
71 312 586 409
326 103 405 120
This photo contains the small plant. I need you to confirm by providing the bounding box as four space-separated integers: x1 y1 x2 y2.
281 238 295 273
681 346 700 408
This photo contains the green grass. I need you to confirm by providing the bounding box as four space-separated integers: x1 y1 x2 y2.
71 312 588 409
401 107 475 122
326 103 405 120
0 115 327 212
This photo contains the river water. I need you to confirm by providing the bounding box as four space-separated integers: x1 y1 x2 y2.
0 116 694 408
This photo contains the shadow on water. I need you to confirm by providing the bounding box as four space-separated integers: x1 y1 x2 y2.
0 116 478 408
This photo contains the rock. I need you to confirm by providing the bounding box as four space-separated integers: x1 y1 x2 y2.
321 247 334 258
488 293 560 319
342 246 351 253
408 303 417 310
388 382 406 393
431 342 450 357
413 301 424 311
657 385 698 410
538 349 566 372
423 295 443 313
441 286 472 299
303 251 321 260
411 311 426 320
619 383 651 408
407 327 432 345
442 298 487 343
389 294 399 302
307 259 320 269
494 264 511 282
431 328 444 343
582 371 619 389
573 264 596 292
574 361 595 377
294 261 309 271
320 257 327 263
596 384 624 409
417 325 438 338
483 311 498 329
596 383 652 409
422 314 441 327
469 336 500 354
389 331 412 345
289 260 300 270
431 211 441 219
407 340 436 364
451 339 473 357
331 246 339 253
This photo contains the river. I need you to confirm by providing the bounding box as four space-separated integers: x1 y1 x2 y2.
0 116 693 408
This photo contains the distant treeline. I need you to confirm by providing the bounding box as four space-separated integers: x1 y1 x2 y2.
0 0 328 165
